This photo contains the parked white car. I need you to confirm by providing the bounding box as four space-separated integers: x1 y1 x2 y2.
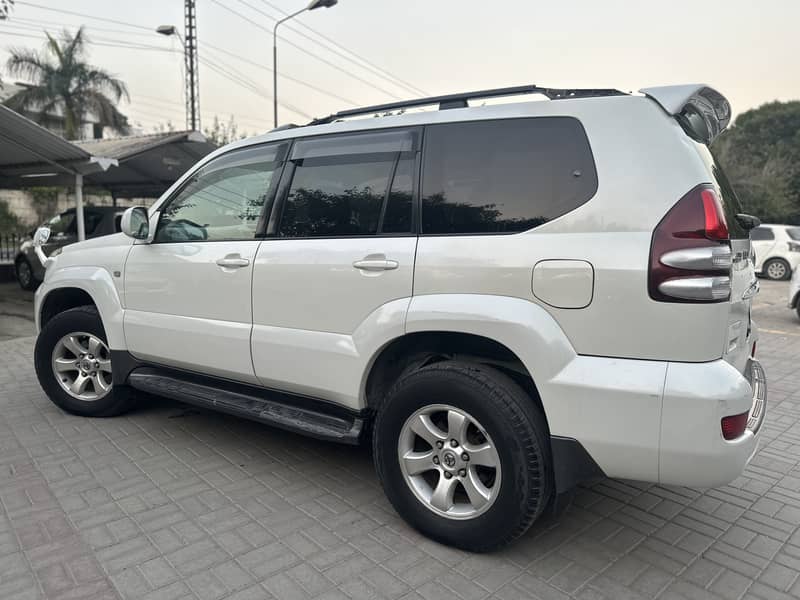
788 264 800 320
751 224 800 280
31 83 766 551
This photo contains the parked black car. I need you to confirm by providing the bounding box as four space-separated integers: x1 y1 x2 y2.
14 207 125 290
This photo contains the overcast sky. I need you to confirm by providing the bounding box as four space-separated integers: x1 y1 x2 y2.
1 0 798 135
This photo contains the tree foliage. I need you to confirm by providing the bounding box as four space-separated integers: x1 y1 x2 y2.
3 27 130 139
714 101 800 224
203 115 249 146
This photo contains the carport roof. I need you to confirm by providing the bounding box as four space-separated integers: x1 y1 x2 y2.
0 104 115 177
73 130 216 197
0 105 215 197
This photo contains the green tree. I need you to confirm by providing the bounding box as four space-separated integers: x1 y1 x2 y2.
0 199 22 234
203 115 249 146
3 27 130 139
714 101 800 224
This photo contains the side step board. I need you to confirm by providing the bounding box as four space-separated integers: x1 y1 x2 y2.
128 369 364 445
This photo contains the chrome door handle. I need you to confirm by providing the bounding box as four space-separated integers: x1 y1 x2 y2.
216 256 250 268
352 259 399 271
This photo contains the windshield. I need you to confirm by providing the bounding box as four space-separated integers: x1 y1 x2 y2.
787 227 800 241
47 213 75 236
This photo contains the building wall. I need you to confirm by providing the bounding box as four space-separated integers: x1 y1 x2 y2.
0 188 156 228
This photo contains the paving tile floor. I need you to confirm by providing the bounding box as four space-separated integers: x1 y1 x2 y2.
1 300 799 599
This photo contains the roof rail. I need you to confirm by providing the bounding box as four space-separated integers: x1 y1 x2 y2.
269 123 300 133
309 84 626 125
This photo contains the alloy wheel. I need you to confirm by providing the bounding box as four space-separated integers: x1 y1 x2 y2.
398 404 501 520
51 332 113 401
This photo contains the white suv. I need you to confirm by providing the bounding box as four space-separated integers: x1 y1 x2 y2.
750 224 800 280
32 84 766 551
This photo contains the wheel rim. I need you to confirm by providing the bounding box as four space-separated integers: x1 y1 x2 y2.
398 404 501 520
51 332 113 401
17 261 31 286
767 261 786 279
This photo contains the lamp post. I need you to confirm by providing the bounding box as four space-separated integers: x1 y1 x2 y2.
157 17 200 131
273 0 337 127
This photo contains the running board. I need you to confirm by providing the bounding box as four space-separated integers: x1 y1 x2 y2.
128 369 364 444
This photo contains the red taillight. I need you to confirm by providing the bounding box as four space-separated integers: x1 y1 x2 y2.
701 189 729 241
751 341 757 358
649 185 732 303
721 412 748 440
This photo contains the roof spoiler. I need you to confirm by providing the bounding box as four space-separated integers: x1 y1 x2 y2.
639 84 731 145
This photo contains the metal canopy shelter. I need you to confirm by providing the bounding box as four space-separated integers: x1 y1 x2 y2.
0 105 216 240
0 105 117 240
73 131 216 199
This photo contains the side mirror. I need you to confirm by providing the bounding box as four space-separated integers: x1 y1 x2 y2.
33 226 54 268
33 226 51 247
121 206 150 240
737 213 761 231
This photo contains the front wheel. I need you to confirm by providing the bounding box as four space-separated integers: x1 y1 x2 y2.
34 305 136 417
373 361 552 552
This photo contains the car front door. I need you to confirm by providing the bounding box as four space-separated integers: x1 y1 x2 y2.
251 128 420 407
123 142 288 384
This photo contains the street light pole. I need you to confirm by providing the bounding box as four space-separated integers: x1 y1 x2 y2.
156 3 201 131
273 0 337 127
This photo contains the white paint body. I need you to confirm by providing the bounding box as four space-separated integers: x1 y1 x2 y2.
35 87 763 488
751 224 800 277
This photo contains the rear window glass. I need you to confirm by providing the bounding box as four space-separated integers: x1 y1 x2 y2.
787 227 800 241
420 117 597 235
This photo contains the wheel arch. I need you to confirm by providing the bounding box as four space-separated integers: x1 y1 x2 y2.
36 267 125 349
364 331 546 417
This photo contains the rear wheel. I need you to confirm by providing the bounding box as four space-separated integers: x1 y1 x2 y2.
15 257 37 290
34 306 136 417
373 361 552 551
763 258 790 281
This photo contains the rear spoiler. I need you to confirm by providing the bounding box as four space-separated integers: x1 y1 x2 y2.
639 84 732 145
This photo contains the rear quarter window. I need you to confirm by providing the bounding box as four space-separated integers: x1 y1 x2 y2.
750 227 774 241
420 117 597 235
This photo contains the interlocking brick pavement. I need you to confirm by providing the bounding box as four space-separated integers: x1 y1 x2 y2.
1 323 799 599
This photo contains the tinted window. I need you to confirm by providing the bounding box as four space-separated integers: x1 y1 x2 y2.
84 211 103 235
278 130 417 237
47 212 75 236
381 157 414 234
155 143 286 243
114 215 123 233
421 118 597 234
787 227 800 241
750 226 774 241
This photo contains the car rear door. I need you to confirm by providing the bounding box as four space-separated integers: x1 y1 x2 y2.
750 226 776 270
124 142 288 383
250 128 419 406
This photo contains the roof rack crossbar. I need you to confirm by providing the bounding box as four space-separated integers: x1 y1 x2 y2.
309 84 626 125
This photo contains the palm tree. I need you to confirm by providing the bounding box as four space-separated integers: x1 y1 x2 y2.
4 27 130 139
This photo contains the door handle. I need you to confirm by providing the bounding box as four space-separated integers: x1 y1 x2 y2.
352 258 399 271
216 256 250 268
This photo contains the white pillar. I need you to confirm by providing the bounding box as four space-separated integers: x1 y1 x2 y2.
75 173 85 241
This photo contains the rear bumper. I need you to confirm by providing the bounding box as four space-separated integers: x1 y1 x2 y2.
659 358 766 487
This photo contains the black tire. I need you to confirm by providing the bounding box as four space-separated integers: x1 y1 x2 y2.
373 361 552 552
763 258 791 281
34 305 136 417
15 256 37 290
